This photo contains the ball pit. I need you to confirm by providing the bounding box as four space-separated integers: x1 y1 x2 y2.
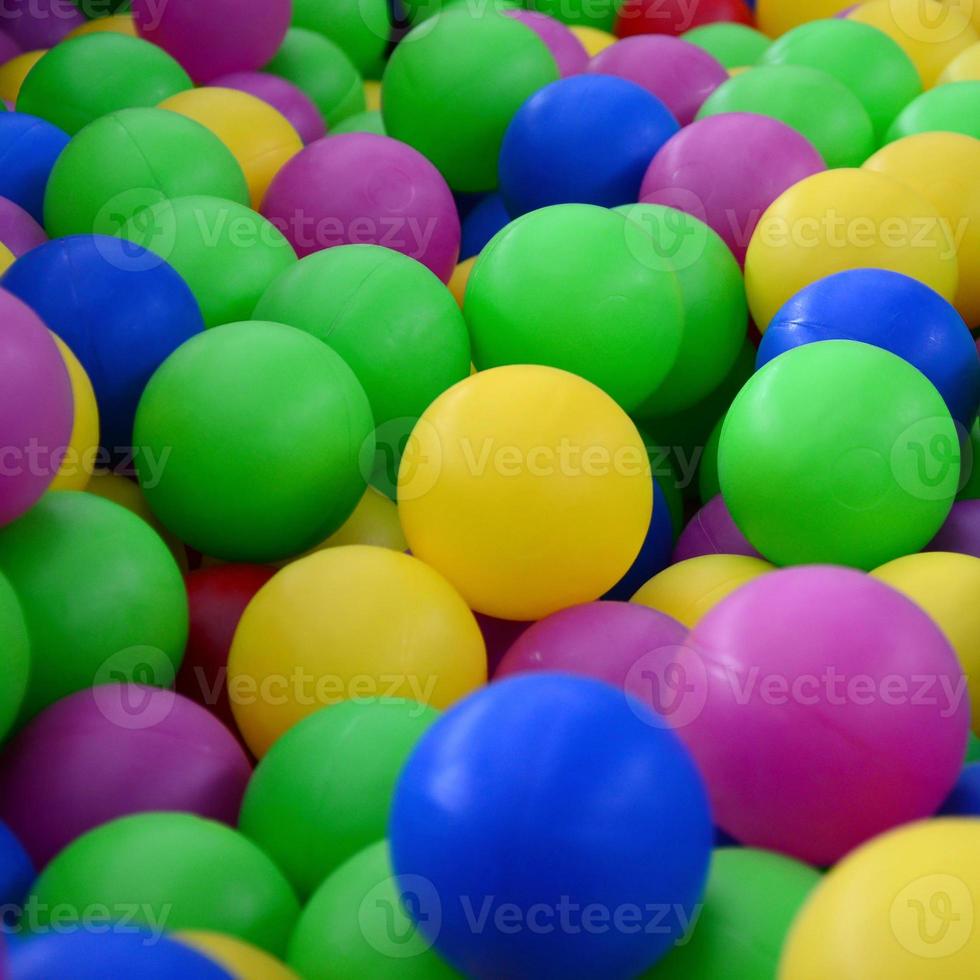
209 71 326 145
505 8 589 77
0 111 68 222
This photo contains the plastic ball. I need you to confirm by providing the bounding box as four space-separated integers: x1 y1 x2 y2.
0 196 45 257
499 74 680 214
0 572 28 743
4 0 84 50
66 13 136 39
756 0 846 36
0 819 33 910
132 0 291 84
615 0 753 39
528 0 619 31
240 700 440 899
697 65 874 168
159 87 302 209
312 486 407 552
390 674 712 977
682 22 771 67
940 763 980 815
210 71 326 145
118 194 296 328
261 132 460 281
48 336 100 492
779 819 980 977
0 685 251 868
760 18 921 141
133 321 373 562
941 40 980 82
287 839 456 979
640 113 824 267
848 0 979 88
505 9 589 77
330 109 385 135
673 494 761 563
29 812 299 954
887 79 980 141
264 28 365 128
0 289 72 526
618 203 747 415
464 206 683 412
0 111 68 222
381 7 560 191
570 24 618 55
43 107 249 238
291 0 389 73
928 499 980 557
16 34 191 135
759 270 980 426
3 235 204 452
589 36 727 125
227 546 486 757
0 52 45 105
176 934 296 980
631 554 775 626
8 930 234 980
960 417 980 499
460 192 510 259
604 478 677 599
873 552 980 735
681 566 967 863
744 168 960 330
722 341 960 567
698 416 723 504
644 848 821 979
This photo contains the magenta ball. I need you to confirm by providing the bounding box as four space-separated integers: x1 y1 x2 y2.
640 113 825 265
677 566 967 865
589 36 728 126
0 30 19 66
132 0 291 84
0 197 46 258
3 0 83 49
261 132 461 282
0 685 252 868
0 289 72 527
673 495 761 563
505 9 589 78
496 601 688 716
927 499 980 559
210 71 326 144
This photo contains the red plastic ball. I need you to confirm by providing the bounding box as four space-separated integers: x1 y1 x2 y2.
615 0 753 39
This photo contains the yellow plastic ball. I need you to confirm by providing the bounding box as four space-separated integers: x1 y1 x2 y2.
0 51 45 103
756 0 846 37
940 40 980 81
745 168 960 330
872 551 980 734
65 14 137 39
159 87 303 209
448 256 476 307
848 0 979 88
569 26 617 57
363 79 381 112
178 931 298 980
0 242 13 275
228 545 487 757
49 336 99 493
864 132 980 327
780 818 980 978
398 365 652 621
630 555 776 628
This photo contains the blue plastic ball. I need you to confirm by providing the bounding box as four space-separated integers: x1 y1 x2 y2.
0 820 33 917
499 75 680 216
758 269 980 428
460 192 511 260
940 762 980 816
2 235 204 454
390 674 712 980
0 113 69 223
604 478 674 600
7 930 233 980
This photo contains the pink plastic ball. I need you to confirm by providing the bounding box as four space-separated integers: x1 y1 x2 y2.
589 36 728 126
0 197 45 258
210 71 326 144
505 9 589 78
3 0 82 49
927 499 980 559
640 113 825 264
132 0 291 84
261 132 461 282
673 494 761 563
0 288 73 527
676 566 968 865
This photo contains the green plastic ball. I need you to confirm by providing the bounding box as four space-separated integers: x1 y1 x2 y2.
698 416 723 505
254 243 470 447
0 571 29 743
382 6 560 191
464 204 684 413
291 0 390 73
44 109 249 239
287 840 456 979
719 340 960 569
618 204 748 417
760 19 922 142
697 64 875 168
29 813 300 956
134 321 374 563
887 81 980 142
642 848 821 979
528 0 619 31
682 23 772 69
330 110 386 136
71 0 130 15
960 418 980 500
265 28 365 128
117 194 295 328
0 491 187 723
17 34 191 136
967 731 980 764
240 700 440 900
